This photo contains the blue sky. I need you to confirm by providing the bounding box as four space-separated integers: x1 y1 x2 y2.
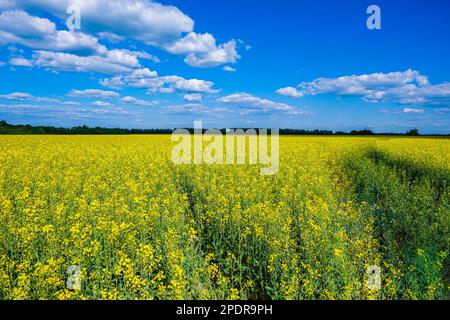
0 0 449 133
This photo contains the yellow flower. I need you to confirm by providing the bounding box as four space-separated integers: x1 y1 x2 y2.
334 248 342 257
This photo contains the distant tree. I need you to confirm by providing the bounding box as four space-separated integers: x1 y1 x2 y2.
349 129 374 136
35 127 46 134
0 120 445 136
406 129 420 136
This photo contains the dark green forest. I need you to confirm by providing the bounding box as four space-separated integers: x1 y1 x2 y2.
0 120 446 136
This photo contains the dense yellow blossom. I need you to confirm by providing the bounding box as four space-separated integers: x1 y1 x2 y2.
0 135 448 300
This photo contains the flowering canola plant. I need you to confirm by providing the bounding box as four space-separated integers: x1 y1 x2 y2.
0 135 448 300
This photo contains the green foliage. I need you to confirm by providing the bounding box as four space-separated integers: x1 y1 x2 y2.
407 129 420 136
341 147 449 299
2 120 446 136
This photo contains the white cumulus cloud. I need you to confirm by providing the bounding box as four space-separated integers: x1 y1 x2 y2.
16 0 194 45
9 57 32 66
92 101 113 107
223 66 236 72
99 77 125 90
9 0 242 68
165 32 240 67
0 91 58 102
33 51 138 74
276 69 450 107
184 93 203 102
218 93 306 115
0 10 106 54
68 89 120 99
403 108 424 114
101 73 218 94
276 87 304 98
121 96 158 106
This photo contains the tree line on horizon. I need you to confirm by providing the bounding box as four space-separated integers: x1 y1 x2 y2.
0 120 443 136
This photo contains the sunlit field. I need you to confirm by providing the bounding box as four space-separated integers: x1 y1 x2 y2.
0 136 448 300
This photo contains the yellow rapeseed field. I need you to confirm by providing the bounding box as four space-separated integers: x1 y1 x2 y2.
0 135 448 300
